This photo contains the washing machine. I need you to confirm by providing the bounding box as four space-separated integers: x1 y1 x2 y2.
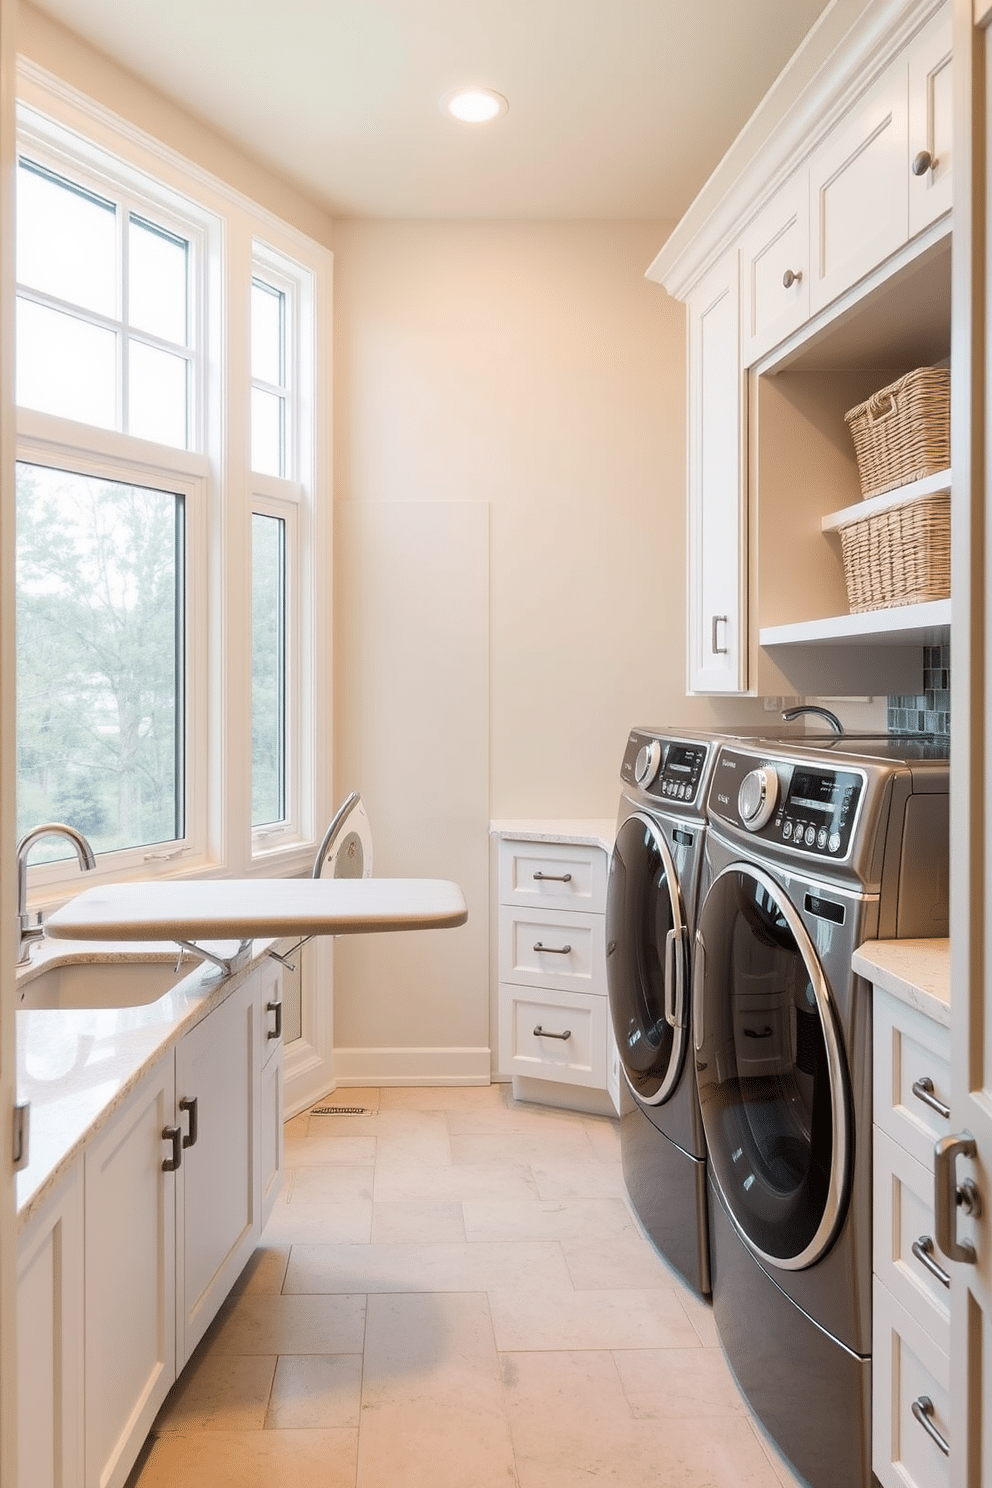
606 727 727 1296
694 735 949 1488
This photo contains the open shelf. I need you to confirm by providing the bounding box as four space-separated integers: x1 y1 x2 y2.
820 468 952 532
760 598 951 649
759 598 950 696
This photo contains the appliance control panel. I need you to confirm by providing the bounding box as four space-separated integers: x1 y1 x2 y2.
708 749 865 860
620 732 708 805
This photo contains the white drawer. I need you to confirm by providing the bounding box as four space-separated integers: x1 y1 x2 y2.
498 983 608 1089
498 838 607 913
873 1126 950 1351
498 905 606 994
873 989 952 1169
873 1279 950 1488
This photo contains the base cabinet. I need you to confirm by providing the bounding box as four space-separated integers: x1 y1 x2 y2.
17 960 283 1488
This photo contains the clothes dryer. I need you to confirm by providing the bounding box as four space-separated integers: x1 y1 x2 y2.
606 727 725 1295
694 735 949 1488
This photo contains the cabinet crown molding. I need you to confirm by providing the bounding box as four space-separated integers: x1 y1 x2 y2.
648 0 946 302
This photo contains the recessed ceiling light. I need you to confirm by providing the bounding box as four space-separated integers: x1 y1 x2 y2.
442 88 508 124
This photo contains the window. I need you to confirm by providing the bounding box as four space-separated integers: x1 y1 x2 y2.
13 88 329 895
16 157 194 449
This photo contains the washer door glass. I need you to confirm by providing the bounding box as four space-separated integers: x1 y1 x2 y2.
606 812 688 1106
693 863 849 1270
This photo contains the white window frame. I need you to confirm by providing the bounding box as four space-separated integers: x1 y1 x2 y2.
14 63 332 909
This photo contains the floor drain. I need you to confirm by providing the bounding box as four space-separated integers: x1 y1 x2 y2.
310 1105 376 1116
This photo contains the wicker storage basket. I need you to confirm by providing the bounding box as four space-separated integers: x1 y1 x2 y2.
844 367 950 500
837 491 950 612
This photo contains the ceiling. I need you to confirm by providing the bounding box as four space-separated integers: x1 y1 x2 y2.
27 0 834 221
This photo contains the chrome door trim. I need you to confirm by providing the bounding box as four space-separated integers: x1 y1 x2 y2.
608 810 688 1107
696 859 851 1272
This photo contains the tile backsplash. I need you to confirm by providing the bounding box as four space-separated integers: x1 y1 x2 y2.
887 643 950 735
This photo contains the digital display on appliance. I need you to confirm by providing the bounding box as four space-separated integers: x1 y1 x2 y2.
788 771 840 814
666 746 702 776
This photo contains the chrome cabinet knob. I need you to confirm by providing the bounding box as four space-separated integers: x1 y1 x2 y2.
782 267 803 289
912 149 936 176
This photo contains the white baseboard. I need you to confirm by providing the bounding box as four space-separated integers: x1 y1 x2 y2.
333 1046 492 1086
283 1038 335 1119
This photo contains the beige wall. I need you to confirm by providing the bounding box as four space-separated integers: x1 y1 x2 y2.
331 220 771 1078
18 4 335 249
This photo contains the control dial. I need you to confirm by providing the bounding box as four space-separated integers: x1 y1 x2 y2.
634 740 662 787
739 767 778 832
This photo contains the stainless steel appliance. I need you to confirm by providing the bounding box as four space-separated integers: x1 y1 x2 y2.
694 735 949 1488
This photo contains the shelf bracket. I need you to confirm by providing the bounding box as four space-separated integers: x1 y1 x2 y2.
174 937 253 982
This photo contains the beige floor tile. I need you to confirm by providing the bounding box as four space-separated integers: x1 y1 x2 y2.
462 1195 638 1243
129 1427 358 1488
679 1283 722 1346
373 1159 537 1204
449 1131 598 1166
153 1352 277 1433
357 1292 516 1488
371 1200 466 1243
446 1101 600 1136
266 1353 363 1430
262 1165 374 1244
559 1230 674 1290
749 1419 810 1488
229 1244 291 1296
583 1116 622 1162
530 1158 626 1200
282 1112 311 1138
379 1083 505 1111
490 1284 701 1352
312 1086 381 1111
284 1133 377 1167
613 1345 747 1418
285 1240 573 1295
202 1292 367 1356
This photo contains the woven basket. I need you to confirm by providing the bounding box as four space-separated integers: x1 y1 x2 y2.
844 367 950 500
838 491 950 612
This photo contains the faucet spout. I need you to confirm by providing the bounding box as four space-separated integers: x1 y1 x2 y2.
781 705 843 736
16 822 97 965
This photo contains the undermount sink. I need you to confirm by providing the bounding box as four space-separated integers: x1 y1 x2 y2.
18 956 193 1011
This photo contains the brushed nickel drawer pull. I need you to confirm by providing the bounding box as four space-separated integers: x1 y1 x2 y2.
911 1234 951 1289
912 1076 950 1120
267 999 283 1040
534 1025 571 1041
711 614 729 655
911 1396 949 1457
533 942 572 954
533 871 572 882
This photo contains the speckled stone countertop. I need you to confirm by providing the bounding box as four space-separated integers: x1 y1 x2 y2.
852 938 951 1028
490 819 617 853
15 937 268 1230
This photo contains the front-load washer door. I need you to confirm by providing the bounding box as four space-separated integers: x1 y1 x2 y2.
693 862 851 1271
606 812 689 1106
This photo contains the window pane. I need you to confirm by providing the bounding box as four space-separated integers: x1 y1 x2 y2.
16 464 183 858
17 297 117 428
128 339 189 448
251 387 284 477
129 216 188 345
17 160 117 317
251 279 283 385
252 513 285 827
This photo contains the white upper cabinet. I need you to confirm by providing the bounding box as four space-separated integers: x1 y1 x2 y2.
808 62 910 315
687 250 746 693
906 2 953 236
742 171 810 367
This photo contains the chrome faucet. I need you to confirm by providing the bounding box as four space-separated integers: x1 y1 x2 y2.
16 822 96 965
781 705 843 736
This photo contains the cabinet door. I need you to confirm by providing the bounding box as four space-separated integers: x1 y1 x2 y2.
808 60 908 314
17 1165 84 1488
84 1059 176 1488
907 2 952 237
687 250 746 693
175 974 258 1365
741 171 810 366
260 1042 284 1229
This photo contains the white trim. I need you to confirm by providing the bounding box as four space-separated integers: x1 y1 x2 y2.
332 1047 493 1087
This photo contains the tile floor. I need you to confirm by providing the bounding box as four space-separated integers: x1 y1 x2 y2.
128 1083 807 1488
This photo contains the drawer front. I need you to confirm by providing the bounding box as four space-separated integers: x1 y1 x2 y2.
741 171 810 365
499 906 606 994
498 983 607 1088
873 1126 950 1349
873 1279 950 1488
498 838 607 913
873 989 951 1168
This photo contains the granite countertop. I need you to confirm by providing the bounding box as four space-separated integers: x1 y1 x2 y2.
852 938 951 1028
490 818 617 853
15 937 268 1230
